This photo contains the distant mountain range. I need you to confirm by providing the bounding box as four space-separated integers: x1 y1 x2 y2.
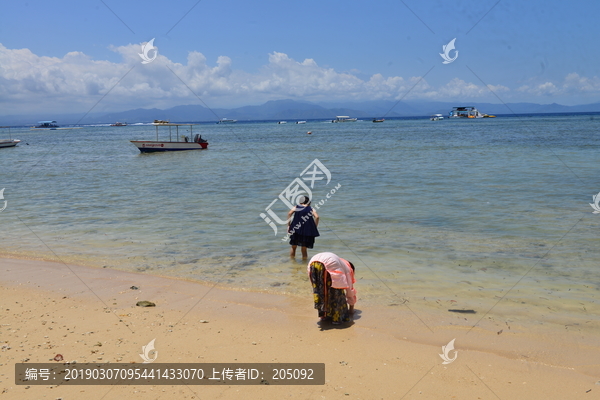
2 99 600 125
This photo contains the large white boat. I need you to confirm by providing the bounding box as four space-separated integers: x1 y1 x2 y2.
30 120 82 130
217 118 237 124
332 116 357 123
32 120 59 129
448 107 496 118
130 123 208 153
449 107 483 118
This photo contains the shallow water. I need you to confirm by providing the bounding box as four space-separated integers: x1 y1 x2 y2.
2 115 600 329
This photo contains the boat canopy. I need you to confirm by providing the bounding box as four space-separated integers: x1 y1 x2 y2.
336 116 350 119
152 123 198 126
38 121 57 124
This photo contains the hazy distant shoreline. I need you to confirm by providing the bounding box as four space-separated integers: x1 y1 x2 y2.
2 99 600 126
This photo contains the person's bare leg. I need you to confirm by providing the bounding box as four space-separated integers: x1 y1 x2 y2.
301 246 308 259
290 245 297 257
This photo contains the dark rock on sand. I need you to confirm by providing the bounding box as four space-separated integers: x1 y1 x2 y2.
448 309 476 314
136 301 156 307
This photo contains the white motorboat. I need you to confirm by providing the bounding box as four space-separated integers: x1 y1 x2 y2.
0 139 20 148
278 121 287 124
296 121 306 124
430 114 444 121
0 126 20 148
332 116 357 123
130 123 208 153
217 118 237 124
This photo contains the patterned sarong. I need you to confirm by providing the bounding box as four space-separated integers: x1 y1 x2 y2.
308 261 349 323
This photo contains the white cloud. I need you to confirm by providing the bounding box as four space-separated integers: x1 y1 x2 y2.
410 78 509 100
563 73 600 93
518 73 600 97
518 82 558 96
2 42 596 116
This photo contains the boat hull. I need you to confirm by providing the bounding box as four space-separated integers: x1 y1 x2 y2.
30 127 83 130
130 141 208 153
0 139 20 148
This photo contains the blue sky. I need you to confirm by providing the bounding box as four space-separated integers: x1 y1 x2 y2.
1 0 599 115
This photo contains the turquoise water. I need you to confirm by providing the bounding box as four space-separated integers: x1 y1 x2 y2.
1 115 600 328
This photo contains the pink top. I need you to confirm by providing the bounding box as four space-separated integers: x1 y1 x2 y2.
307 252 357 306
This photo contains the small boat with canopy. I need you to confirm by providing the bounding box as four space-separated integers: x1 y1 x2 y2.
130 122 208 153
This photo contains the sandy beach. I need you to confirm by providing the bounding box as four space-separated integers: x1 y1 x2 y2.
1 256 598 399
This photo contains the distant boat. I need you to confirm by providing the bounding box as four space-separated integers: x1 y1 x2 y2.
130 123 208 153
110 122 127 126
30 120 82 130
332 116 357 123
217 118 237 124
430 114 444 121
278 121 287 124
448 107 494 119
448 107 495 118
372 118 385 123
296 121 306 124
32 120 59 129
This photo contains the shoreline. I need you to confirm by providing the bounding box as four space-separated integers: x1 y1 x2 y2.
1 257 599 399
2 250 598 336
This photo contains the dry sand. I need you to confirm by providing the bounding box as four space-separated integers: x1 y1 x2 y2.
1 257 598 399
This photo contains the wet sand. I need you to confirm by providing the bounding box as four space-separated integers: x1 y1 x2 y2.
0 257 598 399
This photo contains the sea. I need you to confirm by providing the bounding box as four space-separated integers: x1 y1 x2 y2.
2 114 600 331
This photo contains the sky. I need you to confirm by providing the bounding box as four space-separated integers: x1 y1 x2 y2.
0 0 599 116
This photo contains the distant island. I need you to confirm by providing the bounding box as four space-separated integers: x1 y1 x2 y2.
2 99 599 126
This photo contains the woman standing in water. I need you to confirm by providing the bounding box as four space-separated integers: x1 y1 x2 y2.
307 252 356 324
287 196 319 259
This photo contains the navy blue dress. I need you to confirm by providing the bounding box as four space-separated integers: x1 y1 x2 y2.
289 205 320 248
